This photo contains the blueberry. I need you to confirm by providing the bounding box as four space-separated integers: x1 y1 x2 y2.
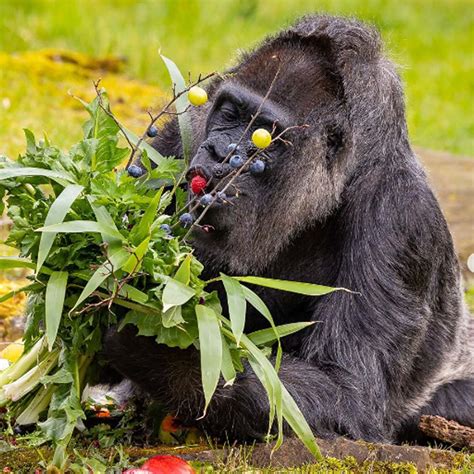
200 193 213 206
250 159 265 175
127 165 144 178
160 224 172 234
147 125 158 137
227 143 240 154
179 213 193 228
217 191 227 202
229 155 244 168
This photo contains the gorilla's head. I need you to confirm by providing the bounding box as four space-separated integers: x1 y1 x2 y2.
179 16 409 274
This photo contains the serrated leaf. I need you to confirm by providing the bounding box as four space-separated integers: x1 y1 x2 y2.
45 271 68 351
195 304 222 415
221 273 246 347
174 254 192 285
162 278 195 312
37 184 84 272
162 305 185 328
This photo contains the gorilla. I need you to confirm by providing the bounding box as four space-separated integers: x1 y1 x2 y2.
105 15 474 444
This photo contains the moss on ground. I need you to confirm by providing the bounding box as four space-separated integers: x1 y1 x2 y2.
0 49 165 158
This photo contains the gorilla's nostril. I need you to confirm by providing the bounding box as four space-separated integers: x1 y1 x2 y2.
212 163 225 178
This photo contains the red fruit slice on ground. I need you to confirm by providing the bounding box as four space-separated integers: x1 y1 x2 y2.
190 175 207 194
141 455 195 473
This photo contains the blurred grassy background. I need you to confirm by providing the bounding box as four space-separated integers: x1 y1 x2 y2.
0 0 472 157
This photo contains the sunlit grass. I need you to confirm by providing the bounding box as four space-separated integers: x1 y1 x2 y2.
0 0 472 155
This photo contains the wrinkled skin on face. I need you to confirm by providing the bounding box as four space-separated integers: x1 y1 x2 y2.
105 15 474 445
184 41 352 274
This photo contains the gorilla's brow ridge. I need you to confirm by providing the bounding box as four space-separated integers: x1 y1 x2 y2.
210 82 293 129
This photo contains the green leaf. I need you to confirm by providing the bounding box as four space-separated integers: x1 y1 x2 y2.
37 220 124 241
0 257 35 270
0 282 42 304
161 54 192 163
162 278 195 312
174 254 192 285
72 247 130 310
195 304 222 415
121 126 166 166
248 322 315 346
162 305 185 328
37 184 84 272
129 188 163 245
236 276 343 296
0 167 74 185
221 274 246 347
45 271 68 351
220 335 236 384
89 199 123 246
122 236 150 274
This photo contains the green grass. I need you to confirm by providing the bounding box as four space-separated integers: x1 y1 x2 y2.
0 0 472 156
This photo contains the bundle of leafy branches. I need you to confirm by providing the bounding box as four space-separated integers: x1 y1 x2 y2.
0 57 342 469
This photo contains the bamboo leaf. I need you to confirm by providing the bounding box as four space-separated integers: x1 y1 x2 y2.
0 257 35 270
129 189 163 245
89 199 123 246
162 278 195 312
45 272 68 351
195 304 222 415
0 282 42 304
72 248 130 310
0 167 75 185
161 54 192 163
122 236 150 274
37 221 124 241
37 185 84 272
220 335 236 384
121 126 166 166
221 274 246 346
248 322 315 346
236 276 344 296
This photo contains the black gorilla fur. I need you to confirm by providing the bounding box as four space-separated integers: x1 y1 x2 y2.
105 15 474 443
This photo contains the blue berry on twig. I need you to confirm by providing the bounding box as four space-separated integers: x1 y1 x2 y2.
160 224 172 234
230 155 243 168
200 194 213 206
179 213 193 228
227 143 240 154
250 159 265 175
128 165 144 178
147 125 158 137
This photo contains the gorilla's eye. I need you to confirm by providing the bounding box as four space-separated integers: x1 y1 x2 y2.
219 102 239 121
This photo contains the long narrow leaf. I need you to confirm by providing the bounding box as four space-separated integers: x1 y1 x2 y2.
72 248 130 310
220 335 236 385
89 199 123 246
37 185 84 272
0 167 74 185
37 221 124 241
248 321 315 346
161 54 192 163
236 276 345 296
195 304 222 415
0 257 35 270
121 126 166 166
45 272 68 351
0 282 43 304
221 274 246 347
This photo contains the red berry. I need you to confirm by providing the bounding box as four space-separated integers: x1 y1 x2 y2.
141 455 195 474
190 175 207 194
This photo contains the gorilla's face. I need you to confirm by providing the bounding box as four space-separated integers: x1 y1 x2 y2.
187 43 352 274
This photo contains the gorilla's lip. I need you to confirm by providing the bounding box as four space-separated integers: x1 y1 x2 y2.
185 165 212 182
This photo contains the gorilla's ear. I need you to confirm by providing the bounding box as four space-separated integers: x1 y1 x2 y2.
281 16 407 146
